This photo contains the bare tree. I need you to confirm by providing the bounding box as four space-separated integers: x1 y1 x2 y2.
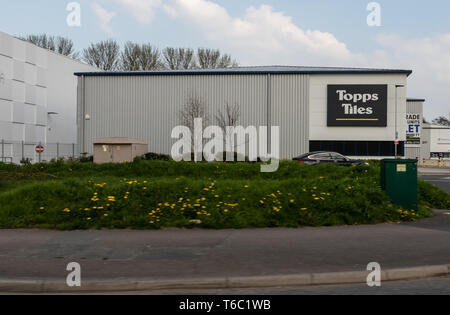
432 116 450 126
82 40 120 71
20 34 78 59
215 102 240 130
121 42 161 71
163 47 196 70
179 94 210 132
216 102 241 159
121 42 141 71
197 48 238 69
139 44 162 70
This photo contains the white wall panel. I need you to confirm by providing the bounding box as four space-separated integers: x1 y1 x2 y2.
25 43 37 65
24 63 37 85
36 66 46 87
24 104 36 124
0 55 13 79
0 78 12 101
35 86 47 107
11 123 24 141
25 84 36 105
13 59 25 82
12 102 25 123
0 99 12 122
0 32 12 57
36 105 47 126
35 48 48 68
0 121 12 140
11 80 25 102
24 124 37 142
12 39 25 62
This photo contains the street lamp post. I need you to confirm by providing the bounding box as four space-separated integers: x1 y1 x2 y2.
395 84 405 158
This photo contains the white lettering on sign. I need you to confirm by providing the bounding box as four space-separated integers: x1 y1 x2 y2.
406 113 421 144
337 90 377 115
336 90 379 103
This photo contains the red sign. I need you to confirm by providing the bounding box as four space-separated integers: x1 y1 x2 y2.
35 145 44 153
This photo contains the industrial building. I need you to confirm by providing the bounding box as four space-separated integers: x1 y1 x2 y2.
0 31 98 163
422 123 450 159
76 66 413 160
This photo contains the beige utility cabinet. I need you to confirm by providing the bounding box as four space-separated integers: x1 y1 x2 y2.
93 138 148 164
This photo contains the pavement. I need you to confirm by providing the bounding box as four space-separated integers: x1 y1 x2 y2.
418 167 450 176
1 208 450 293
134 276 450 295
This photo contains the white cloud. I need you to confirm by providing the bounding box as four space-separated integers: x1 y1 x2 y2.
164 0 365 66
115 0 162 24
91 3 116 34
371 34 450 119
163 0 450 118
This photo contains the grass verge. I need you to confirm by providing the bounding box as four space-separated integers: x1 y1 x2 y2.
0 160 446 230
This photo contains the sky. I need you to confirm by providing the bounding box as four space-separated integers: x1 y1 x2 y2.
1 0 449 120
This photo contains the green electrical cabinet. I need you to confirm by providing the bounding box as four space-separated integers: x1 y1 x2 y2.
380 159 418 210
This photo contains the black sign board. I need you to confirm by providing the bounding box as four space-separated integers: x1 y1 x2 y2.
327 85 388 127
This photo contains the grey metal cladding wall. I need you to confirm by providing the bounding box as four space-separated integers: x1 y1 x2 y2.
83 74 269 156
406 101 423 115
271 74 309 158
405 147 420 159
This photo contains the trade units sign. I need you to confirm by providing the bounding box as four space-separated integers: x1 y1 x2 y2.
406 113 421 145
327 85 388 127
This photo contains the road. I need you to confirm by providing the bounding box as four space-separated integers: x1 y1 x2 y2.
420 174 450 193
1 210 449 283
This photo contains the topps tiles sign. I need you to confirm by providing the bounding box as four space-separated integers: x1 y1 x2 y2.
327 85 388 127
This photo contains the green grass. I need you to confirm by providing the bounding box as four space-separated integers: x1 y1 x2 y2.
0 160 446 230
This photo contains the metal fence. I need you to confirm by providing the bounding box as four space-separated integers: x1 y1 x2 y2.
1 139 80 164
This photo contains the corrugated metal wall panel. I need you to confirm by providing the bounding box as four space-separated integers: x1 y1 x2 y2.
406 101 423 114
82 75 274 157
271 75 309 158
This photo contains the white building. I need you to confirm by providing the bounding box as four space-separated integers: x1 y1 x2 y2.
0 31 98 163
422 123 450 159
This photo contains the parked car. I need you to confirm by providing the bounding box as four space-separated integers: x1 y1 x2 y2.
293 151 370 166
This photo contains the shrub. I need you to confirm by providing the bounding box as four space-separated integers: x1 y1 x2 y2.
141 152 171 161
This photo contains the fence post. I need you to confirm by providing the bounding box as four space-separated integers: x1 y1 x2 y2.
21 140 24 163
1 139 4 163
57 143 60 160
72 143 75 159
38 142 42 163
